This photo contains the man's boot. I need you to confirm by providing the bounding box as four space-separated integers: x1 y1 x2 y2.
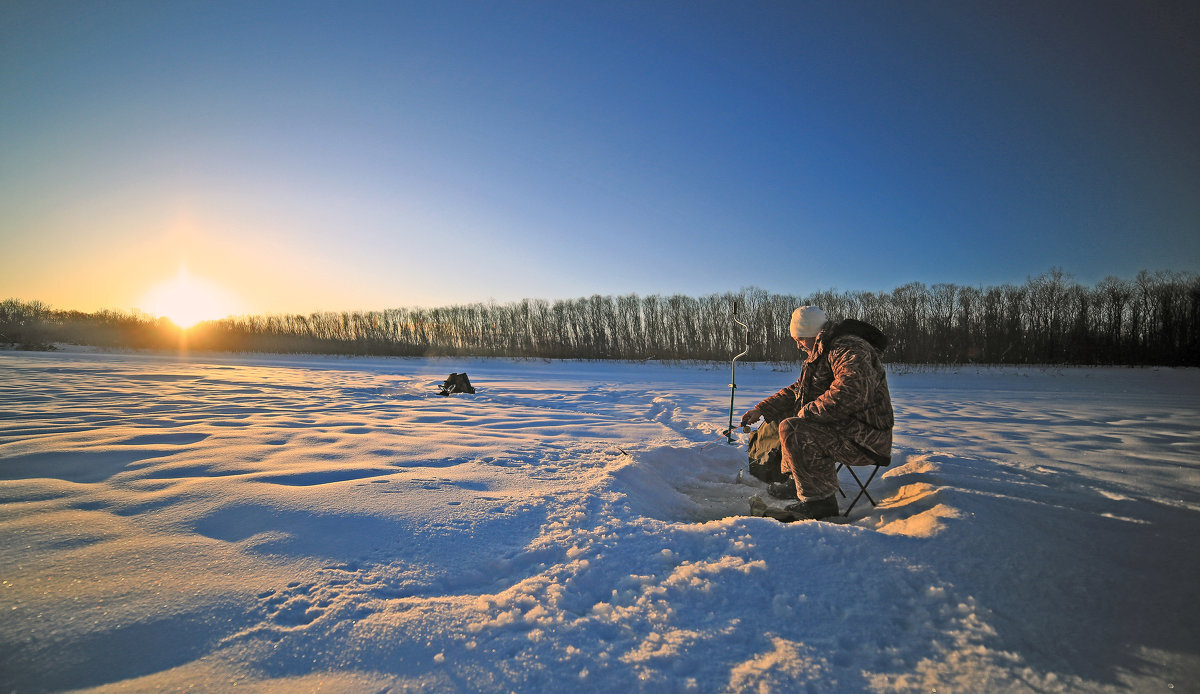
783 495 840 520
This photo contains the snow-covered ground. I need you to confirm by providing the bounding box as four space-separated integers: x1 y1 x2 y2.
2 350 1197 692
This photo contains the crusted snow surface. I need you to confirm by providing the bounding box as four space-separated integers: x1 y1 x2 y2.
1 350 1197 692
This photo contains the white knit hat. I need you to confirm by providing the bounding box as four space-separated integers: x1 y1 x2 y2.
789 306 828 339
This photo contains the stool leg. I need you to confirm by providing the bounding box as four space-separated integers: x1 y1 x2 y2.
843 465 883 516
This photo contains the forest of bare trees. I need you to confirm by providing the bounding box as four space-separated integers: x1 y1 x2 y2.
3 270 1198 365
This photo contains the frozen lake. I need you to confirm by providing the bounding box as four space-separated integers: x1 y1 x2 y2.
2 350 1198 692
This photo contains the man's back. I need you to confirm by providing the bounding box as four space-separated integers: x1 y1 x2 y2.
799 330 892 432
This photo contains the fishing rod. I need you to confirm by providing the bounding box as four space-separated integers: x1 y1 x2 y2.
726 301 750 444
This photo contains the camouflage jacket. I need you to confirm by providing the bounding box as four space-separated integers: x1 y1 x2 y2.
755 321 894 465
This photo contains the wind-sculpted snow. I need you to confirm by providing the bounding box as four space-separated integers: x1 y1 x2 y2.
0 351 1197 692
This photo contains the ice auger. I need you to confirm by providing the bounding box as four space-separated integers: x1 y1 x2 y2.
725 301 750 443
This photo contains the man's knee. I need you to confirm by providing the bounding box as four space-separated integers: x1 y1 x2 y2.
779 417 821 443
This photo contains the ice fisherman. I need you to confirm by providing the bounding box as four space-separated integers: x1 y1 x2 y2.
739 306 893 520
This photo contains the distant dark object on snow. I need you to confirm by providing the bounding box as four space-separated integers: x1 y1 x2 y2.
438 372 476 396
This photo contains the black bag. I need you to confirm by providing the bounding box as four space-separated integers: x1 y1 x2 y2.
438 372 476 396
747 421 788 484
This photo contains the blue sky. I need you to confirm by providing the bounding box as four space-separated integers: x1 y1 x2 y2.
1 0 1197 315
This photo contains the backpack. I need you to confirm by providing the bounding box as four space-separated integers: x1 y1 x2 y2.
747 420 788 484
438 372 476 396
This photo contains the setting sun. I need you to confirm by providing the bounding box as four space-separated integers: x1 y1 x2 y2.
139 267 243 329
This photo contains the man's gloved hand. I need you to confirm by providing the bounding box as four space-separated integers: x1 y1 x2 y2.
739 407 761 428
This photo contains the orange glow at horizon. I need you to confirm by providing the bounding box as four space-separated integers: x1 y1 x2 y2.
138 266 244 329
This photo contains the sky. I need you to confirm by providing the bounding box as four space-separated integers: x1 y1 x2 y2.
2 0 1197 319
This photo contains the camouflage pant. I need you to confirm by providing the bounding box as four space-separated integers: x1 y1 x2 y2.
778 418 864 501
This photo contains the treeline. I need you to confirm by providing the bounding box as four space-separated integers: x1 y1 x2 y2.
0 300 176 352
3 269 1198 365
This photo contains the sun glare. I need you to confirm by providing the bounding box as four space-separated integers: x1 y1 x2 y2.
140 267 242 329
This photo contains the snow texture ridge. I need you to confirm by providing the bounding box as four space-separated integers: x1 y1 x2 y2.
1 350 1198 692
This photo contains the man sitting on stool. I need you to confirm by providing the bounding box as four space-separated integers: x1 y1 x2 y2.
741 306 893 520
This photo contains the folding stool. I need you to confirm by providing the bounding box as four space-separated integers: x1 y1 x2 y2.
835 462 889 516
